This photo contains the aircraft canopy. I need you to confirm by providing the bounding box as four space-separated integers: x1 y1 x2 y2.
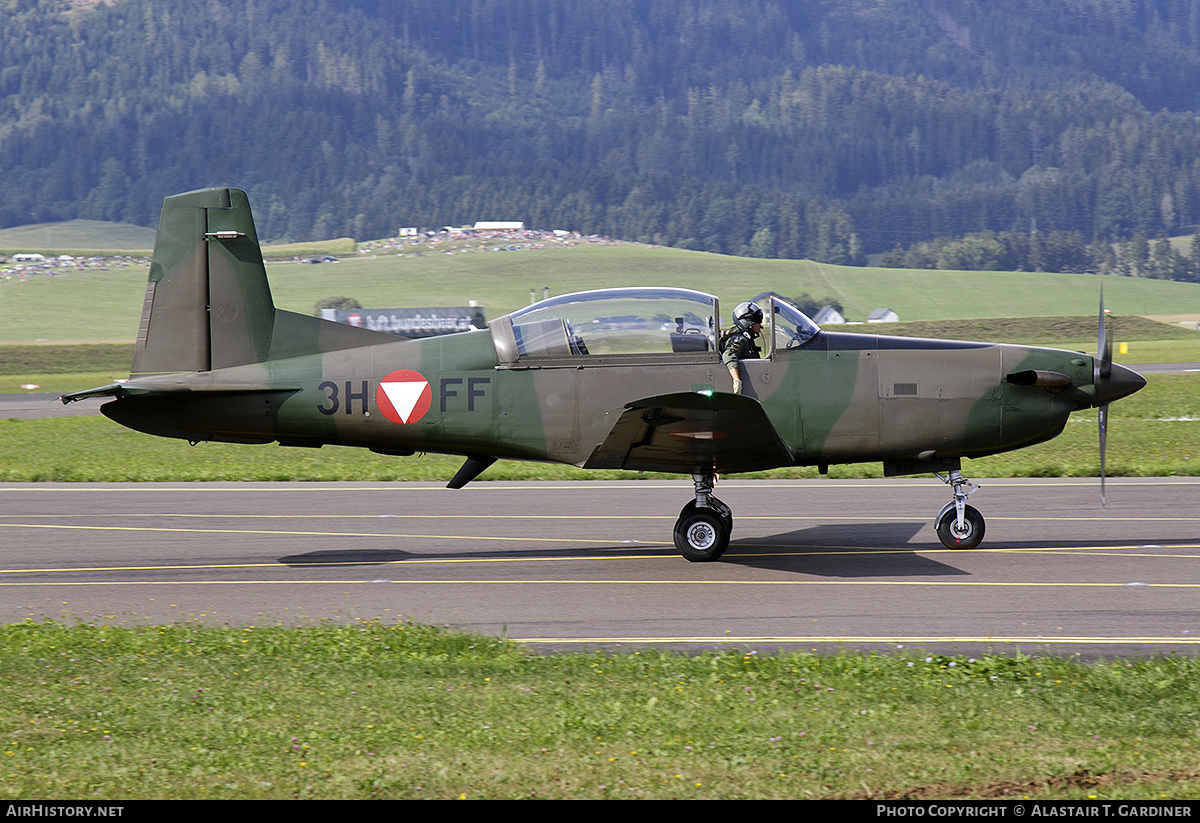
503 288 718 358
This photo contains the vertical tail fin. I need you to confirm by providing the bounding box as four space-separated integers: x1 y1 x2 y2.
132 187 275 377
131 186 392 377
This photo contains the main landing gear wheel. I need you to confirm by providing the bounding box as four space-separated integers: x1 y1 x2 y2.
674 506 731 562
935 504 985 550
675 473 732 562
679 498 733 531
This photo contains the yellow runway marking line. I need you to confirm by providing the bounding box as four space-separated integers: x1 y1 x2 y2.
2 532 1197 575
0 554 675 575
979 549 1200 559
0 513 676 522
0 580 408 586
983 516 1200 522
0 485 703 495
1 479 1196 493
2 579 1199 588
0 522 645 544
4 512 1200 523
514 635 1200 646
734 545 1200 555
719 545 1200 558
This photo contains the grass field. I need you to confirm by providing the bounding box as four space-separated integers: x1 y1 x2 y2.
0 219 156 254
257 237 357 260
0 220 352 259
6 241 1200 343
3 621 1198 800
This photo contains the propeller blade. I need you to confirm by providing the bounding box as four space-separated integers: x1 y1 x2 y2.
1097 288 1110 509
1099 403 1108 510
1096 286 1112 381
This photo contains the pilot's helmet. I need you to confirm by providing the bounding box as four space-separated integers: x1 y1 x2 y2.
732 301 764 332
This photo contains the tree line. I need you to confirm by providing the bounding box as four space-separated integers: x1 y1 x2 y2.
4 0 1200 270
881 230 1200 282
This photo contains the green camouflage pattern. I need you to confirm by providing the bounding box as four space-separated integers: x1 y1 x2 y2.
65 187 1146 486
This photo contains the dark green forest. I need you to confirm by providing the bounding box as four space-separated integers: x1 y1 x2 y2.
4 0 1200 270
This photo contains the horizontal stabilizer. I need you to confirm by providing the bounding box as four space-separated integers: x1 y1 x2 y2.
60 383 129 404
584 391 794 474
62 382 300 404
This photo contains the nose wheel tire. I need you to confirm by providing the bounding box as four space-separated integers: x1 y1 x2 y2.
674 508 731 562
935 505 985 550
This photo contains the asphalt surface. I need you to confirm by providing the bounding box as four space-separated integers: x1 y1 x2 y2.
2 478 1197 658
1126 361 1200 374
0 393 106 418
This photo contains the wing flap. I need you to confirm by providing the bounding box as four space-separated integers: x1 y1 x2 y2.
583 391 794 474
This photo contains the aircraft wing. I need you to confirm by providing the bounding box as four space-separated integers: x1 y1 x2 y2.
583 391 795 474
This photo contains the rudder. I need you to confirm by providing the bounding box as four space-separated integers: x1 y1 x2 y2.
131 187 275 376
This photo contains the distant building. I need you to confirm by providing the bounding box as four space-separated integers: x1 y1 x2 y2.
473 221 525 232
812 305 845 325
867 308 900 323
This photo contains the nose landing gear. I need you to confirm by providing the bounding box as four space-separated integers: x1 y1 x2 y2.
934 469 985 549
673 473 732 561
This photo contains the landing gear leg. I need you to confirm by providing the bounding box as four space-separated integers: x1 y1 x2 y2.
934 469 985 549
673 473 732 562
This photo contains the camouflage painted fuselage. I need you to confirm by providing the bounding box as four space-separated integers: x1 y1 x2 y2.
99 313 1105 475
67 188 1143 481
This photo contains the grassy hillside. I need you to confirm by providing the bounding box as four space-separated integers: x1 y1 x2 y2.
4 243 1200 343
0 219 356 259
0 219 156 254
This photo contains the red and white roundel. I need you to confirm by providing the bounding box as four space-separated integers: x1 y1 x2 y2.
376 369 432 425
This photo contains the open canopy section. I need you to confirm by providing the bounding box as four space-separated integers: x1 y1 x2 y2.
767 295 821 353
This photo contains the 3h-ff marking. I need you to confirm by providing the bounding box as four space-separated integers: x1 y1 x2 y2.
317 378 489 415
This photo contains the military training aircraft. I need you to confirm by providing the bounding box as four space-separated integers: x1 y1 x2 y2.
63 188 1147 561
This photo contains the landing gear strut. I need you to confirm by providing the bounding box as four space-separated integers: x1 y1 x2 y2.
934 469 985 549
673 473 732 562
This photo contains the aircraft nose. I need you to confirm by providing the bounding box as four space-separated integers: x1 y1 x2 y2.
1094 362 1146 406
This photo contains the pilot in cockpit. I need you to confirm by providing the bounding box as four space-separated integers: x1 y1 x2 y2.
720 301 763 394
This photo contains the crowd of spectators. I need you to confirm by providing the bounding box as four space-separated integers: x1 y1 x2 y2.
1 254 150 280
356 228 626 258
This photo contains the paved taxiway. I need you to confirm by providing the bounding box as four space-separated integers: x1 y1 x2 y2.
1 478 1197 657
0 393 106 419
